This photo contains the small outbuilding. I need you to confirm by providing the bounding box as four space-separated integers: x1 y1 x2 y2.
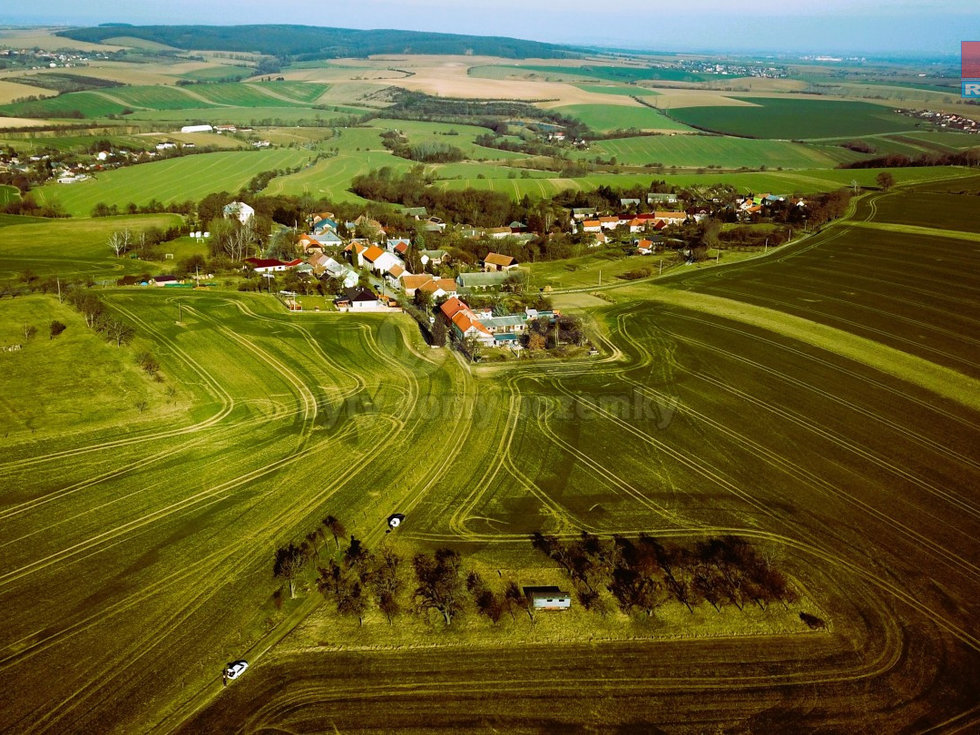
523 586 572 611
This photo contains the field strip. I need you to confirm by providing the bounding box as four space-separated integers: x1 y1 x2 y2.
449 389 520 537
199 317 318 443
773 270 980 329
704 284 980 373
533 395 690 527
88 90 150 110
643 288 980 412
626 376 980 578
549 383 783 525
660 329 980 474
791 261 980 310
660 310 980 432
0 300 236 473
171 85 231 107
638 359 980 520
847 220 980 243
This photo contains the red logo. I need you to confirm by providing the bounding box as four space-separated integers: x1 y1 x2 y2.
963 41 980 79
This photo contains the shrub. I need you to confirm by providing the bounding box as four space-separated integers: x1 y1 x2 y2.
49 320 67 338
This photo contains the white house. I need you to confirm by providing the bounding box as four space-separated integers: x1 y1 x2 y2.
224 201 255 224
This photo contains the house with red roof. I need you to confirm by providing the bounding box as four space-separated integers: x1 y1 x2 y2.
245 257 302 273
439 297 495 346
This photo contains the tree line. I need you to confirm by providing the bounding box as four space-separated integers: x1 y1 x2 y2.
531 532 797 617
273 517 540 627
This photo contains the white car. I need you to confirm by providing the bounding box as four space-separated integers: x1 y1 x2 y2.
225 660 248 680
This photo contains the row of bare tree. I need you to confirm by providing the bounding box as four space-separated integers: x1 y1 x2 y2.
273 517 537 627
64 289 134 346
532 532 797 617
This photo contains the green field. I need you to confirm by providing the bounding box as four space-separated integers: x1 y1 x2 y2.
33 149 315 216
0 82 330 119
179 66 254 82
669 98 918 139
575 84 660 96
554 104 695 133
434 165 974 199
4 178 979 732
0 213 183 281
0 184 20 204
579 134 862 169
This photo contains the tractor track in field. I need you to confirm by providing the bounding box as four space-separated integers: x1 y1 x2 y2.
709 286 980 370
625 373 980 581
656 328 980 476
660 309 980 432
0 301 236 473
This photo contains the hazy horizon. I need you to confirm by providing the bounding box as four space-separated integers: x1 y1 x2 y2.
5 1 979 57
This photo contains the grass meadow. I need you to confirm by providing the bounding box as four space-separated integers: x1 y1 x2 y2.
0 213 184 282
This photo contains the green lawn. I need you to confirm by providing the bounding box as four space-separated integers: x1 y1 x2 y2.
668 98 919 139
33 149 314 216
554 104 695 133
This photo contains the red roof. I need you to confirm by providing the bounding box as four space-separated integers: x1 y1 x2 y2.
363 245 386 262
246 257 288 268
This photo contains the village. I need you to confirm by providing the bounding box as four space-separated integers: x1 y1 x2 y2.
147 187 806 359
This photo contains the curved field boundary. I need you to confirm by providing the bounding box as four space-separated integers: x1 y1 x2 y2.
633 287 980 413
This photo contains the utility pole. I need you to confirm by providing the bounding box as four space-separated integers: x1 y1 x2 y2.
178 301 182 323
764 238 769 254
56 276 61 303
659 259 663 276
598 269 601 287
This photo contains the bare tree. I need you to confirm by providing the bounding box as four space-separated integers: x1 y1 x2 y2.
336 580 367 625
371 549 404 624
107 229 132 257
273 543 306 598
413 548 465 626
504 581 532 621
323 515 347 550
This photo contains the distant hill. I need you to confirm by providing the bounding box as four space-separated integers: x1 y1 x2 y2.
56 24 576 60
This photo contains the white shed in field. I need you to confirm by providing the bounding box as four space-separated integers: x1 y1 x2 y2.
524 586 571 611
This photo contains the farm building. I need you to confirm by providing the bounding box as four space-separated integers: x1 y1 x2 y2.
457 271 511 291
523 586 572 611
483 252 518 271
245 257 302 273
224 201 255 224
419 249 447 267
180 124 213 134
439 297 495 347
647 192 678 205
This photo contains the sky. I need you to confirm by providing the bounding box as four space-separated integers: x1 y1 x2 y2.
6 0 980 57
